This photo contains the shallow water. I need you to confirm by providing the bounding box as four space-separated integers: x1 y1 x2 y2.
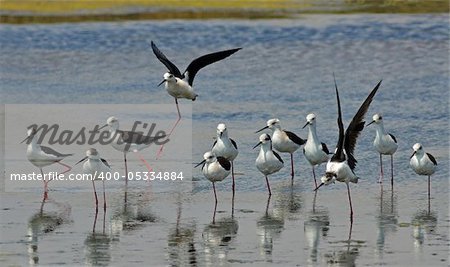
1 14 449 266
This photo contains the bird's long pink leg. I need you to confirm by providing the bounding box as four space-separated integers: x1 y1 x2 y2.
347 183 353 223
156 98 181 159
102 180 106 213
312 166 317 188
265 175 272 196
92 180 98 214
390 155 394 188
40 168 48 200
290 153 295 182
378 154 383 183
231 161 235 196
124 153 128 186
428 175 431 214
57 161 72 175
212 182 218 223
136 151 153 172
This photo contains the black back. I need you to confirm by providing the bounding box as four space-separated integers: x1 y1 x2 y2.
426 153 437 165
217 156 231 171
41 146 73 158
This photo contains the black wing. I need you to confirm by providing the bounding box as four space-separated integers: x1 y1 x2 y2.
388 133 397 143
40 146 73 158
101 158 111 168
230 138 238 149
217 156 231 171
344 80 382 170
321 142 331 154
285 130 306 146
184 48 241 86
119 130 166 145
273 151 284 164
426 153 437 165
331 75 346 163
151 41 182 78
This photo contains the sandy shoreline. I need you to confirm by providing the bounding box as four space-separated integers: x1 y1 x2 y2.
1 0 448 24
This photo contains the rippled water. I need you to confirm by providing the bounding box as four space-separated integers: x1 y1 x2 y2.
0 14 449 266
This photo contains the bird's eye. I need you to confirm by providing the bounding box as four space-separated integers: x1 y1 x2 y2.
378 116 382 120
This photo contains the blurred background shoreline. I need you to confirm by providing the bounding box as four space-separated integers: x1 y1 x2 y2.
1 0 449 24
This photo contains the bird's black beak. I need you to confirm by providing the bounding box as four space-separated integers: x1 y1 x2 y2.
367 120 375 126
194 159 206 168
20 136 29 144
302 122 309 129
75 156 88 165
253 142 262 149
255 126 269 133
313 183 324 192
157 79 166 87
410 151 416 158
98 124 108 130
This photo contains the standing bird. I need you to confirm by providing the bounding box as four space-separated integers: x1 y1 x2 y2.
195 152 231 215
99 116 166 185
151 41 241 158
212 123 238 195
254 133 284 195
409 143 437 212
315 77 382 222
21 128 73 198
302 113 330 188
75 148 111 213
367 113 398 185
256 119 305 182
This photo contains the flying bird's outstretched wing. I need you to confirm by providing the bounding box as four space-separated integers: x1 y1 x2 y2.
344 80 382 170
151 41 182 78
184 48 241 86
331 75 346 163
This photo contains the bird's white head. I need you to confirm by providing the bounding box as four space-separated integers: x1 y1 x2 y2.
217 123 228 137
303 113 316 128
21 127 38 144
267 118 281 130
367 113 383 127
106 116 119 129
203 151 217 163
253 133 271 149
164 72 176 83
413 143 423 152
86 148 100 159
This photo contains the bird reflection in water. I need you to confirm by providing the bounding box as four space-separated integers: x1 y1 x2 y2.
167 194 197 267
375 185 398 258
110 186 157 240
274 183 303 220
202 215 238 265
411 209 437 253
84 229 112 266
27 193 71 265
304 191 330 264
257 195 284 262
323 222 362 266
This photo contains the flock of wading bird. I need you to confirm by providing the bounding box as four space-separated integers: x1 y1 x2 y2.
22 42 438 223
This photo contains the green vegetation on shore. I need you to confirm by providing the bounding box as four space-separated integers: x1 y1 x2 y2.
0 0 448 24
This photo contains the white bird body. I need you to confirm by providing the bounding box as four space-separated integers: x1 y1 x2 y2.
324 160 358 184
410 143 436 176
83 156 111 180
164 73 198 100
370 114 398 155
202 159 230 183
212 124 238 161
256 142 284 176
104 117 152 153
304 114 329 166
272 128 300 153
255 134 284 176
24 129 72 168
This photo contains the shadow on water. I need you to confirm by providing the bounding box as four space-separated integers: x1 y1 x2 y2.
110 185 158 240
167 194 198 267
375 184 398 258
304 191 330 264
202 215 239 265
256 195 284 262
27 193 72 265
